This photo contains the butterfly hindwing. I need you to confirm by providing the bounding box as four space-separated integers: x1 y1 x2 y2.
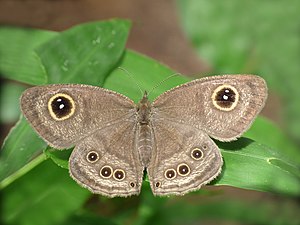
147 120 222 196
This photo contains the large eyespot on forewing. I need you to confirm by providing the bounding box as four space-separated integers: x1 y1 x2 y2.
211 84 239 111
47 93 76 121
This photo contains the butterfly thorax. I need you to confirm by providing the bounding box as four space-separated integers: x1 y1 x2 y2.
136 91 152 167
137 91 151 125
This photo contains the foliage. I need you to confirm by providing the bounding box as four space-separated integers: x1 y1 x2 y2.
0 17 299 225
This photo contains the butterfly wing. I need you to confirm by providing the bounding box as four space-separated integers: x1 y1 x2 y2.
20 84 136 149
21 84 144 197
147 120 222 196
69 118 144 197
147 75 267 196
151 75 267 141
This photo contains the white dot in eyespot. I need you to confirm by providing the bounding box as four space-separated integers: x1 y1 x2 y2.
59 104 65 109
223 95 229 100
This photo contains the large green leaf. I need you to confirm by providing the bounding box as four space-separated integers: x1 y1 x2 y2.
36 19 131 85
216 138 300 196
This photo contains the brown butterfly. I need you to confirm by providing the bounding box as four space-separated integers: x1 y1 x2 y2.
20 75 267 197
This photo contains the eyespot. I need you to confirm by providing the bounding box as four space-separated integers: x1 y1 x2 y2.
86 151 99 163
202 143 208 150
130 182 135 188
164 169 177 180
212 84 239 111
177 163 190 176
113 169 125 181
100 166 113 178
191 148 203 160
48 93 75 120
155 182 161 188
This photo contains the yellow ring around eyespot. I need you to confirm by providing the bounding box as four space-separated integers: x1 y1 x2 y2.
211 84 239 111
100 166 113 179
164 168 177 180
86 151 100 163
47 93 75 121
113 169 126 181
176 163 191 177
191 147 204 160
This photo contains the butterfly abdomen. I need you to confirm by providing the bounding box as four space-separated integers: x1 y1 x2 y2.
137 124 153 167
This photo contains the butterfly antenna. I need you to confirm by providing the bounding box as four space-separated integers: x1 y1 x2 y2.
117 67 144 96
148 73 181 96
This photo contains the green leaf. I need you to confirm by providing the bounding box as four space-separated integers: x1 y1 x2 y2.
1 159 90 225
36 19 131 85
245 117 300 165
215 138 300 196
0 116 47 186
44 147 72 170
0 27 56 84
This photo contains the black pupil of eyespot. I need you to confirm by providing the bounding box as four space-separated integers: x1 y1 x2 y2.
101 167 111 177
193 150 202 158
215 88 236 108
166 170 175 178
155 182 160 187
115 171 124 180
179 165 189 175
51 96 72 118
88 152 98 161
130 182 135 187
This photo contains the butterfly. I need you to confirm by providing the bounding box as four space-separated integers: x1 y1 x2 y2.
20 74 267 197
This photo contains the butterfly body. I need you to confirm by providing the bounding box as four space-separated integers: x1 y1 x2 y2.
20 75 267 197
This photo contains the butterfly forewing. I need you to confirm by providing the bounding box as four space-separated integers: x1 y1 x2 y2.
20 84 136 149
152 75 267 141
